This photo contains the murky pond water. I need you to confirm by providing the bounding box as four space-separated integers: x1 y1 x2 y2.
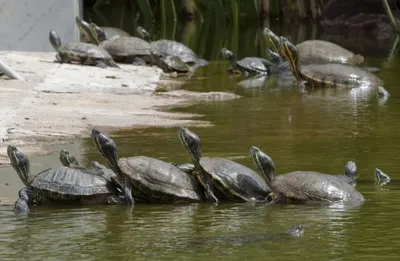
2 7 400 260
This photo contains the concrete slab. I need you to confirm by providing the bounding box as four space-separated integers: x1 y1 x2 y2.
0 51 240 166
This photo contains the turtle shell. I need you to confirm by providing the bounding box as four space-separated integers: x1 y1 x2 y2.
151 40 198 64
117 156 203 203
100 36 152 63
200 157 270 202
31 167 116 201
100 27 130 41
237 57 271 74
301 63 382 88
272 171 365 203
296 40 364 65
59 42 112 61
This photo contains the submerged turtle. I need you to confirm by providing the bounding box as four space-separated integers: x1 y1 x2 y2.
137 26 208 66
375 168 391 186
279 36 381 88
7 145 129 215
178 127 270 204
263 28 364 65
221 48 273 76
250 146 365 204
333 161 358 187
150 49 190 75
91 129 203 203
75 16 130 44
49 30 119 68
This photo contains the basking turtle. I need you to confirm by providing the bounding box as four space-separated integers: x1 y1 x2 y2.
263 28 364 65
7 145 130 215
279 36 382 88
221 48 273 76
265 49 291 75
178 127 270 204
91 129 203 203
49 30 119 68
75 16 130 44
87 25 152 64
137 26 208 66
150 49 190 75
250 146 365 204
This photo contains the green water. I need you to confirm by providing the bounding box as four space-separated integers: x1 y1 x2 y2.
2 14 400 260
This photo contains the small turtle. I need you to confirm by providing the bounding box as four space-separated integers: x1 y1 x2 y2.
8 145 131 215
137 26 208 66
49 30 119 68
250 146 365 205
221 47 273 76
150 49 190 75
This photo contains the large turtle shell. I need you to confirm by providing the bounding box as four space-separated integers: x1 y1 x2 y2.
200 157 270 202
296 40 364 65
117 156 202 203
272 171 365 204
60 42 112 61
301 63 382 88
151 40 198 64
100 36 152 61
237 57 272 73
31 167 116 200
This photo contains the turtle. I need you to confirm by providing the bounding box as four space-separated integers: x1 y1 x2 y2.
136 26 208 66
59 149 80 168
91 129 203 203
7 145 132 215
75 16 130 44
375 168 391 186
178 127 271 204
250 146 365 205
263 28 364 65
279 36 382 88
14 189 30 215
221 47 273 76
150 49 190 75
48 30 119 68
86 25 152 65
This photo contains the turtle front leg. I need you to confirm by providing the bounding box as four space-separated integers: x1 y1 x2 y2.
122 179 134 205
197 173 218 205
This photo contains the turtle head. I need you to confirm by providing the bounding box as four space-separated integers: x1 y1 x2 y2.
178 127 202 166
285 224 304 237
14 191 30 216
266 49 283 65
136 26 151 42
59 149 79 168
75 16 95 43
263 28 282 56
250 146 275 188
279 36 301 81
91 129 120 174
344 161 357 180
89 23 106 44
7 145 31 187
375 168 391 185
49 30 62 51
